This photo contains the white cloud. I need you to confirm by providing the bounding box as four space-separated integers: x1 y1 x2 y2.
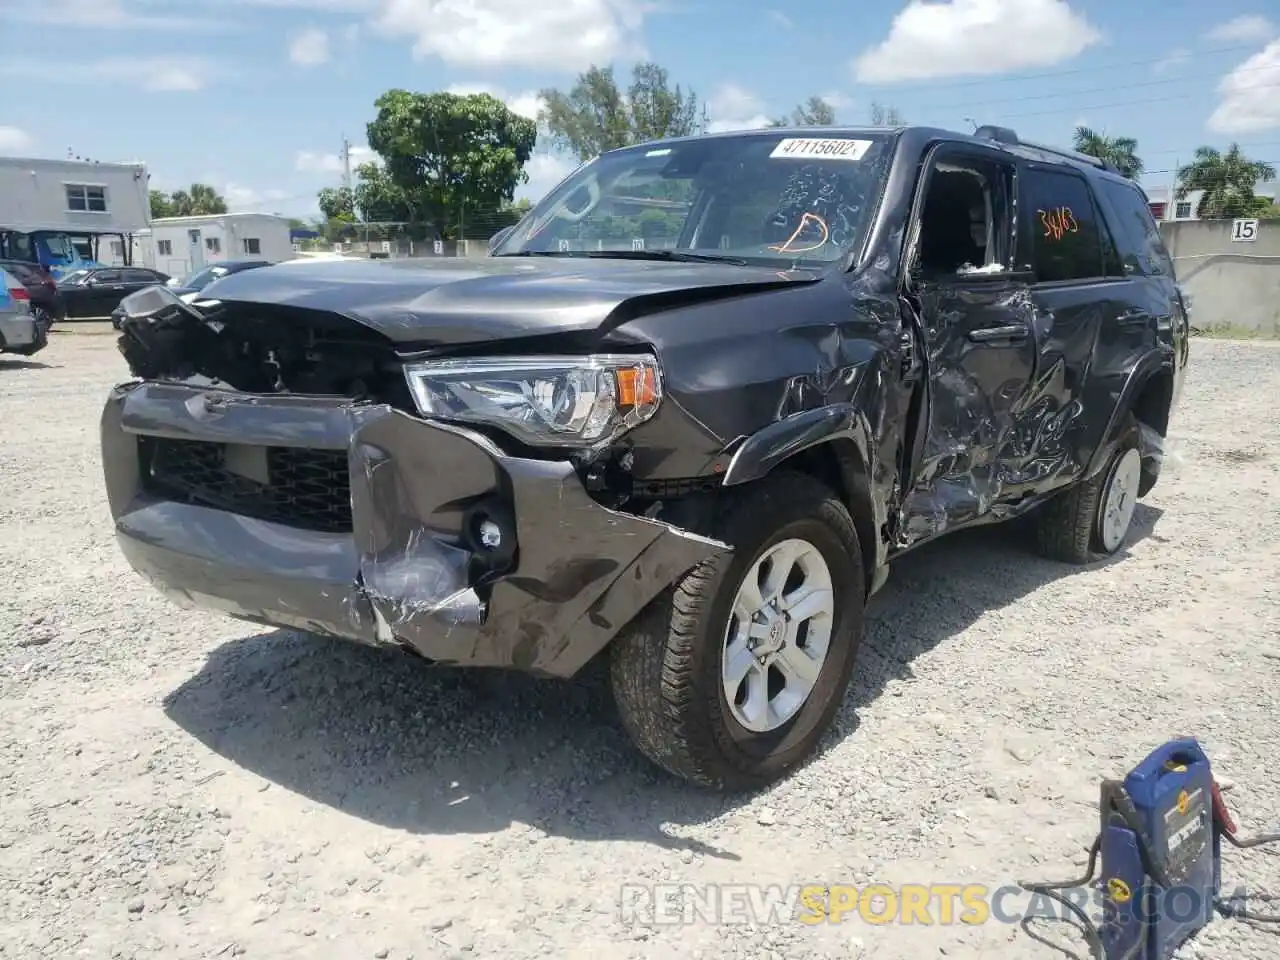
1205 15 1276 44
4 0 223 30
853 0 1101 83
372 0 646 71
1153 48 1191 75
296 145 377 173
225 184 292 212
1208 38 1280 133
0 57 211 92
706 83 772 133
767 10 792 28
517 152 579 203
0 126 33 155
446 83 544 121
821 91 854 111
289 27 331 65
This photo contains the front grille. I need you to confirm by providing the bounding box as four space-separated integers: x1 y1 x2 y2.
141 438 351 533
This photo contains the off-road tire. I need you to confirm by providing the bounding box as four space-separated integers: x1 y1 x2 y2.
609 470 865 791
1035 413 1142 564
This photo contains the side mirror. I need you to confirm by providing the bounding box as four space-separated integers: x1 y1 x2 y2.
487 226 514 254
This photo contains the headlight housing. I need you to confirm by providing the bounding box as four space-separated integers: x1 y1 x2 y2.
403 354 662 448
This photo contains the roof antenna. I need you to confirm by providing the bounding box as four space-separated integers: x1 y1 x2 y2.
963 117 979 132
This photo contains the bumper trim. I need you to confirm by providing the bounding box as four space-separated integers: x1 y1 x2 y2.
103 381 729 677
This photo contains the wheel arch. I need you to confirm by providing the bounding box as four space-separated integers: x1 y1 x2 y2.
1085 353 1174 492
720 407 882 597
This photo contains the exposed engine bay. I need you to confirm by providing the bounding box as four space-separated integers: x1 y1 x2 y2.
116 287 410 406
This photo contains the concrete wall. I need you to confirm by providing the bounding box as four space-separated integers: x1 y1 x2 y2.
1160 219 1280 336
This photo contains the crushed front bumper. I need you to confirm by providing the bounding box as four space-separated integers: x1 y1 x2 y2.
101 381 728 677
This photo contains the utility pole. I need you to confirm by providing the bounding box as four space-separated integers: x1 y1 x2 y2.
341 135 352 193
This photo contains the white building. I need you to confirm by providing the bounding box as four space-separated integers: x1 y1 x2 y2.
0 155 151 264
143 213 296 277
1142 180 1279 222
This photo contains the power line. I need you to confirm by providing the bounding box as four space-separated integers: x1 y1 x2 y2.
888 41 1271 90
918 59 1280 114
929 82 1280 124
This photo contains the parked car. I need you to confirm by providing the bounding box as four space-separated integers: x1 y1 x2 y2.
0 258 63 327
0 268 46 357
58 266 170 320
102 123 1188 790
112 259 273 328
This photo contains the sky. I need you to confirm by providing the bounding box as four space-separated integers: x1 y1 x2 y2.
0 0 1277 220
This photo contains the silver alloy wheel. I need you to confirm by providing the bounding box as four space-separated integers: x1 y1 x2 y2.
721 537 836 734
1099 447 1142 553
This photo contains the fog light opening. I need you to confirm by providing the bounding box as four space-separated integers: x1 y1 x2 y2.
477 518 503 550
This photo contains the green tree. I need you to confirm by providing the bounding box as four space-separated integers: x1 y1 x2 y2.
366 89 537 239
869 102 904 125
538 62 706 162
1251 196 1280 219
1176 144 1278 219
1072 127 1144 179
149 190 174 219
769 96 837 128
162 183 228 216
351 162 412 223
317 186 354 221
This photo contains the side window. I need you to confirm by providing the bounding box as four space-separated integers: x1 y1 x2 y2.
123 269 158 283
95 270 122 283
1020 168 1105 283
914 152 1015 278
1098 179 1174 278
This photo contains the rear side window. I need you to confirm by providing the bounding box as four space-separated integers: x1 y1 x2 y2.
123 269 159 283
1098 179 1175 278
1020 168 1105 282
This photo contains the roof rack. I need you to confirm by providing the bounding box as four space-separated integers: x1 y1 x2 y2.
971 124 1120 174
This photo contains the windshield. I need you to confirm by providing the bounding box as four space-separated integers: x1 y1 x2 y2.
40 234 77 259
180 265 228 290
2 233 36 261
492 132 896 266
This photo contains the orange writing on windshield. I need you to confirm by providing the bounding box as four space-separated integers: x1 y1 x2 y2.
769 213 829 254
1038 207 1079 241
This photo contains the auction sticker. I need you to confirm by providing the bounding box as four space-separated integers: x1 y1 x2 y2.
769 138 873 161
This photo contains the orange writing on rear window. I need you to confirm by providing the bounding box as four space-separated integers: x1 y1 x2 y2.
1038 207 1079 241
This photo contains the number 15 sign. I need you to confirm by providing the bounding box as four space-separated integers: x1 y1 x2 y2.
1231 218 1259 242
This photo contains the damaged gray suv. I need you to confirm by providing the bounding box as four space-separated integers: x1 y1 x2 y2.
102 124 1188 790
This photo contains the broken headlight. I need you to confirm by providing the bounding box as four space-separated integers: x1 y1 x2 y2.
402 354 662 448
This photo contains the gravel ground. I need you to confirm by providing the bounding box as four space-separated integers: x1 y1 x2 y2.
2 330 1278 960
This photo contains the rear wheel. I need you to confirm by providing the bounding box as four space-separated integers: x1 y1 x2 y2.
609 471 865 791
1035 414 1143 564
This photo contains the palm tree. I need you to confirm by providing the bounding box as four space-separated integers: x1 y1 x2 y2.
1176 145 1277 220
1072 127 1143 179
167 183 229 217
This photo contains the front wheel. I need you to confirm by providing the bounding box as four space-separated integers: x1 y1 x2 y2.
609 471 865 791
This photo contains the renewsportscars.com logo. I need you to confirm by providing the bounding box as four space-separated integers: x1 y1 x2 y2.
618 882 1241 927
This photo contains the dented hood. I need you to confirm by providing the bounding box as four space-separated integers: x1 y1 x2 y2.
198 255 817 344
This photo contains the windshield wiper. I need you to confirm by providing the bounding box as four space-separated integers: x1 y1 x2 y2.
497 249 748 265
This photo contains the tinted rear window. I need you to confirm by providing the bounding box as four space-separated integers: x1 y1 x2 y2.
1020 168 1106 282
1098 179 1175 278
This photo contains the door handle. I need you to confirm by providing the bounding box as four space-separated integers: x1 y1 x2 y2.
968 325 1028 343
